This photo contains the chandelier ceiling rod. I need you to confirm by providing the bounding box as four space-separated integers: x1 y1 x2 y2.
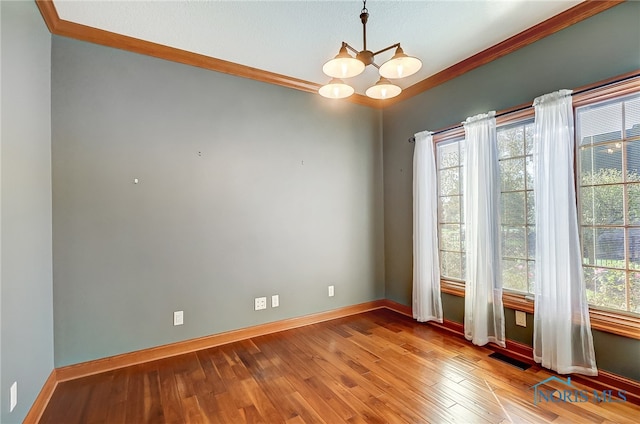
342 2 403 68
361 2 368 51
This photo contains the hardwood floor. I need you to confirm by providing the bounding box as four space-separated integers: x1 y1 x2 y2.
40 309 639 423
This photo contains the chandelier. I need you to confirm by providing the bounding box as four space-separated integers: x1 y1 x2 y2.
319 0 422 100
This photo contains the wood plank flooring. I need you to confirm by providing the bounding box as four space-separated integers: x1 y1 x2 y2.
40 309 640 423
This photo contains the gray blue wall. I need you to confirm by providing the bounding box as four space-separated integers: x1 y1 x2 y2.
383 2 640 380
1 2 639 420
51 36 385 367
1 1 54 422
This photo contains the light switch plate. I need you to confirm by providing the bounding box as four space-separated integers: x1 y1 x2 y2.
515 310 527 327
10 381 17 412
174 310 184 326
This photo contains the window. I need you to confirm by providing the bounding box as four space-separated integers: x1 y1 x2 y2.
437 137 466 281
577 93 640 314
432 75 640 336
436 122 537 292
497 121 536 294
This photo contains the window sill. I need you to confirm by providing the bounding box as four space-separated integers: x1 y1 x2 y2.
440 280 640 340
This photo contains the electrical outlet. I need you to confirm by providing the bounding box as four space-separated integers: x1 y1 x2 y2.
255 297 267 310
173 310 184 326
328 285 335 297
272 294 279 308
10 381 17 412
515 310 527 327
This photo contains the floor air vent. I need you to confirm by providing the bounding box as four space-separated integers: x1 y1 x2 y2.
488 352 531 371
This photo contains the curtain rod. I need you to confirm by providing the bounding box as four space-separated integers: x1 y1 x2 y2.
407 73 639 143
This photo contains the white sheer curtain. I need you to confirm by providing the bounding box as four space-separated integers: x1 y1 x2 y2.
413 131 443 323
532 90 598 375
463 112 505 347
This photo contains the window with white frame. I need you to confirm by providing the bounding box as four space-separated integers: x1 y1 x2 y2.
433 80 640 320
436 123 538 291
577 93 640 314
431 77 640 337
437 138 466 281
497 120 536 294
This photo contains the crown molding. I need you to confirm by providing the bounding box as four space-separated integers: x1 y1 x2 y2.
385 0 625 106
35 0 381 109
36 0 623 109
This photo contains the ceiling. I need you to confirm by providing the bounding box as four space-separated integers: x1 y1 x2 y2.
52 0 583 96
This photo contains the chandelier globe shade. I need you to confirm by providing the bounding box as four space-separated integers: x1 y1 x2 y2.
365 77 401 100
322 45 366 79
378 46 422 79
318 78 355 99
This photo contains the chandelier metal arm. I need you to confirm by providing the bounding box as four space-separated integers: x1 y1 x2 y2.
341 41 400 62
372 43 401 58
343 42 359 56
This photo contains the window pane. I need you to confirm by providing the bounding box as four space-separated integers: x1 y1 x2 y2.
438 142 460 168
526 191 535 225
579 146 594 185
630 228 640 271
527 226 535 259
582 228 625 268
525 124 534 155
580 185 624 226
578 101 622 146
461 253 467 279
461 224 466 249
501 192 525 225
439 195 461 223
582 227 596 265
627 139 640 182
527 260 535 293
595 185 624 225
497 125 524 158
625 97 640 138
578 94 640 314
584 267 626 311
525 156 534 189
441 251 462 280
437 138 466 283
580 145 623 185
502 226 526 258
631 271 640 314
503 259 528 292
595 228 625 268
498 120 535 296
629 183 640 225
500 158 525 191
440 224 461 251
460 140 467 166
439 169 460 196
580 187 594 225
